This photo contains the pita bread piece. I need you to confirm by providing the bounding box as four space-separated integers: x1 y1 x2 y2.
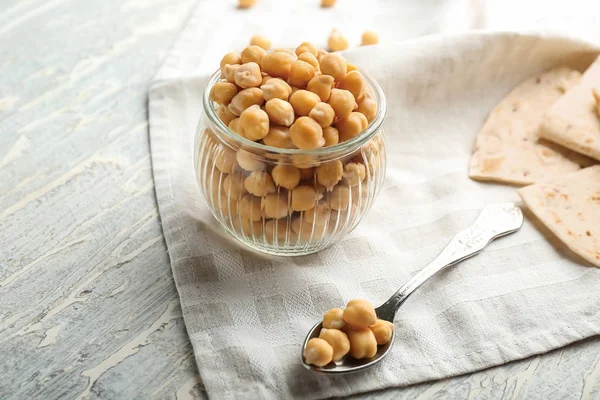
540 55 600 161
469 67 594 186
518 165 600 267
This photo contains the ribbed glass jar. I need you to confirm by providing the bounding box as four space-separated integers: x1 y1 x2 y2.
194 68 387 256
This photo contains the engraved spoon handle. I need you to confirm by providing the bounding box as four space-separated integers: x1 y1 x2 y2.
375 203 523 321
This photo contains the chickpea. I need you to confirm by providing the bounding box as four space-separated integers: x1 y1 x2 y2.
342 162 366 186
313 182 327 195
222 172 248 198
260 77 292 101
327 184 350 211
264 98 295 127
210 81 238 104
250 35 270 50
346 62 358 72
220 52 241 75
295 41 318 56
357 91 378 122
316 160 343 190
275 148 310 166
369 319 394 345
309 102 335 128
361 31 379 46
232 216 263 236
234 62 262 89
343 299 376 328
336 112 368 142
228 118 244 136
223 64 241 83
238 0 255 8
338 71 365 100
271 164 301 189
241 45 266 65
323 308 346 329
244 170 276 196
217 103 237 125
319 328 350 361
317 49 329 63
328 88 356 119
323 126 339 147
291 185 322 211
236 149 266 171
288 60 316 88
303 338 333 367
261 51 296 79
307 75 334 102
218 196 240 217
320 53 347 81
292 217 327 241
321 0 336 7
289 90 321 117
354 140 378 164
261 75 273 85
264 219 297 243
240 105 269 141
303 201 330 225
289 164 311 181
262 192 290 219
262 126 295 149
214 147 238 173
228 88 264 116
240 194 263 221
328 28 349 52
298 52 319 71
352 184 369 208
347 328 378 359
290 116 325 150
241 218 263 237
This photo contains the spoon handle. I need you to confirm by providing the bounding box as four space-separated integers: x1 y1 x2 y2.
375 203 523 321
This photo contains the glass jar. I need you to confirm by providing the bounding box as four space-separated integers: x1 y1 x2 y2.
194 68 387 256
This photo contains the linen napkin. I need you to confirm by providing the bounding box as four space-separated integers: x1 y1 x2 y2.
148 4 600 399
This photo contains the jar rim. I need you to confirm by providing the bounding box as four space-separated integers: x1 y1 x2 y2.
202 65 387 156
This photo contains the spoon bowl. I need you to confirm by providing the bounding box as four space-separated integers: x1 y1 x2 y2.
301 203 523 374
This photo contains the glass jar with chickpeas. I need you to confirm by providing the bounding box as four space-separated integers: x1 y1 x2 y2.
194 42 387 256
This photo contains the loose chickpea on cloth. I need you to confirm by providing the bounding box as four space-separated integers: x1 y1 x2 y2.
147 1 600 396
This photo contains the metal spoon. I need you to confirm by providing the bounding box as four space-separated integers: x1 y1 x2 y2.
301 203 524 374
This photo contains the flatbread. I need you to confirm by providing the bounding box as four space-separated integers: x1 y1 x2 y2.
518 165 600 267
469 67 595 186
540 55 600 161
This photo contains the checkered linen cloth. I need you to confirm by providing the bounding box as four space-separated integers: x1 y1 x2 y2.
148 2 600 398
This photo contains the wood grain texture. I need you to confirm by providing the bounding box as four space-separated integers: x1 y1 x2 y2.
1 1 600 399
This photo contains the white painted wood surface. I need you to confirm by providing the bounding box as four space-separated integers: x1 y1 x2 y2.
2 1 600 399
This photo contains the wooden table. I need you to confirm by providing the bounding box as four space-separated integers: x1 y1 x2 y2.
2 1 600 398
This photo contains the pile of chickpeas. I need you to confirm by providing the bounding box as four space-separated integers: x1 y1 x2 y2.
303 299 394 366
211 42 378 148
201 40 383 245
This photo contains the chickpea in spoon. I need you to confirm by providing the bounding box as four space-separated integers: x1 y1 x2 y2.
304 299 391 367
